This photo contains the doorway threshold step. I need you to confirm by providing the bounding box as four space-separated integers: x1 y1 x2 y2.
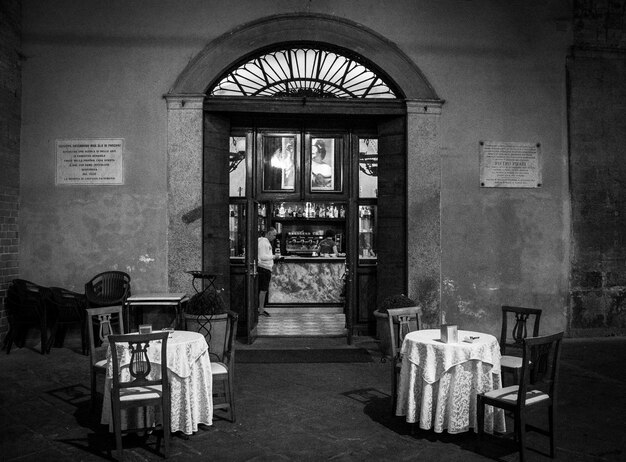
257 313 346 337
265 306 343 314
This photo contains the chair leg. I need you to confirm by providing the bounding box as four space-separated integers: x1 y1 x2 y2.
111 401 124 461
227 375 236 422
391 365 397 415
81 322 88 355
517 412 526 462
90 371 98 412
477 395 485 439
162 403 171 457
549 404 555 458
4 328 13 354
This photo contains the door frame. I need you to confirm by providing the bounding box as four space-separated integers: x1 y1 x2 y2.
165 13 443 329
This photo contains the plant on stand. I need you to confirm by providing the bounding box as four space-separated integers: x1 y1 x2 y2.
373 294 419 360
184 287 229 347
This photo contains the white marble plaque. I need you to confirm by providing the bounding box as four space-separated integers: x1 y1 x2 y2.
479 141 541 188
56 138 124 185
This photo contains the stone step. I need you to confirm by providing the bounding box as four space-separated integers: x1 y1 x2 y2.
257 312 347 337
264 306 343 315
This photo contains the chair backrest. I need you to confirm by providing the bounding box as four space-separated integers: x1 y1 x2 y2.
48 287 87 322
84 271 131 307
517 331 564 406
387 306 421 360
108 331 169 393
86 305 125 365
206 311 238 365
6 279 50 321
500 305 542 356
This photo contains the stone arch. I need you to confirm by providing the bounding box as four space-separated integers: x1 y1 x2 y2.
169 13 439 100
165 13 443 328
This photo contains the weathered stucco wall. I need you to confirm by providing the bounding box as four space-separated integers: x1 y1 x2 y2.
568 0 626 337
20 1 572 337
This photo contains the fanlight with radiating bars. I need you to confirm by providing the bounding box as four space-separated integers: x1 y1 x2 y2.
210 47 398 99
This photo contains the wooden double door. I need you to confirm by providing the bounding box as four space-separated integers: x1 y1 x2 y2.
203 109 408 344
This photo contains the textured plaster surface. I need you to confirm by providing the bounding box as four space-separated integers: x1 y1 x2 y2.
20 189 166 293
167 98 203 294
406 104 442 328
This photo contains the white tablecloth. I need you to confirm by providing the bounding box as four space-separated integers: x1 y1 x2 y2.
101 330 213 435
396 329 506 434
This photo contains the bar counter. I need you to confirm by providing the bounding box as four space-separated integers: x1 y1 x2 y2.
269 255 345 304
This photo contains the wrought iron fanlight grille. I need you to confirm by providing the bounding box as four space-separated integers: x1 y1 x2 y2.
210 47 398 99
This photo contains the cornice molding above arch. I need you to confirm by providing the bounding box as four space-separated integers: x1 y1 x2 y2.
169 13 439 101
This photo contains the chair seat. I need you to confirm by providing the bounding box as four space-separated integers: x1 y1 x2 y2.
483 384 551 406
211 362 228 375
501 354 523 369
119 385 163 402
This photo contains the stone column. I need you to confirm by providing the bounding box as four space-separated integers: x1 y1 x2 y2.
165 95 204 293
406 100 442 327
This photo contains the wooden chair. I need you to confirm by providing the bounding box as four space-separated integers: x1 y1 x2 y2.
85 271 131 308
387 306 421 414
47 287 88 355
207 311 238 422
477 331 564 462
86 305 125 411
500 306 542 385
3 279 51 355
108 331 170 460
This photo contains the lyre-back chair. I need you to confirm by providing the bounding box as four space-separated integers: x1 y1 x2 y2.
108 331 170 460
207 311 238 422
3 279 51 355
86 305 125 411
387 306 421 414
500 305 542 384
85 271 131 308
478 331 564 462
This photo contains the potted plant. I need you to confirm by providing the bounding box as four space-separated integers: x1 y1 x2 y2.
184 288 229 346
373 294 419 359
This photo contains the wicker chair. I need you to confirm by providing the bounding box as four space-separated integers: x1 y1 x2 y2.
84 271 131 308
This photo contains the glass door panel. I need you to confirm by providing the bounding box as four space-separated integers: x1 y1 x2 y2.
358 138 378 198
260 134 298 193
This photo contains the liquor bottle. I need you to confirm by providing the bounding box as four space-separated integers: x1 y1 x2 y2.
339 205 346 218
279 203 286 217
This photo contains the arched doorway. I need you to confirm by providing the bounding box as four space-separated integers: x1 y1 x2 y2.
165 13 443 339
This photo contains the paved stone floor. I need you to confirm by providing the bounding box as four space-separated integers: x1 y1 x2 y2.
0 333 625 461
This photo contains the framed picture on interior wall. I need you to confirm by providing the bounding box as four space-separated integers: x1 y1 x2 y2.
262 135 296 192
310 137 338 191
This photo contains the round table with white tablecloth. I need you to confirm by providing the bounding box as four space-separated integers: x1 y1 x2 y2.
395 329 506 434
101 330 213 435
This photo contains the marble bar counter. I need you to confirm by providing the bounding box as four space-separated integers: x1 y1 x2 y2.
268 256 346 304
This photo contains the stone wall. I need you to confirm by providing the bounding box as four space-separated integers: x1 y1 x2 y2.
569 0 626 336
0 0 21 344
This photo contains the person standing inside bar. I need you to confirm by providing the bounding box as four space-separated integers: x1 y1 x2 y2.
318 229 338 256
258 227 280 317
